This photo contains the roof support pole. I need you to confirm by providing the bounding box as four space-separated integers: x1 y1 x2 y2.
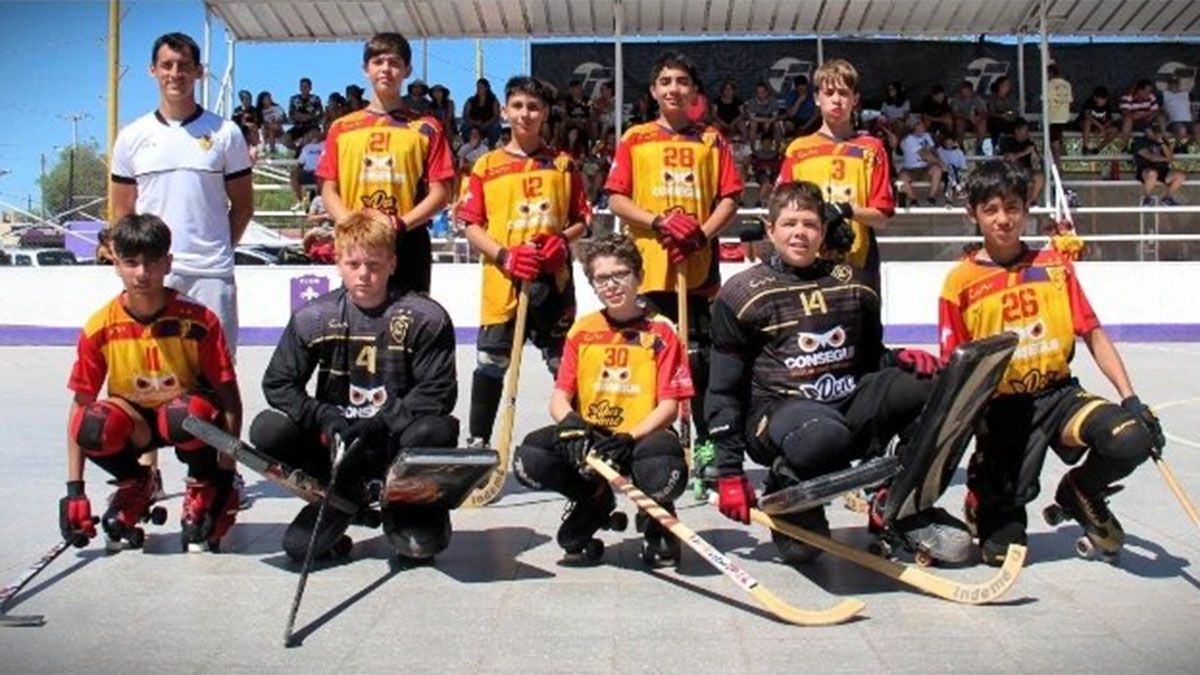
614 0 624 140
106 0 120 222
475 39 483 79
1016 34 1025 117
202 6 212 108
816 34 824 66
225 34 235 117
1039 0 1053 209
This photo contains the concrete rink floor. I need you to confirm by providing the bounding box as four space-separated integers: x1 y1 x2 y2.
0 343 1198 674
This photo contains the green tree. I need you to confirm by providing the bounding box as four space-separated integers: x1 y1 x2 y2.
39 143 108 221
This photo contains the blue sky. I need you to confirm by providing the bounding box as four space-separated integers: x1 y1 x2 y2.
0 0 527 213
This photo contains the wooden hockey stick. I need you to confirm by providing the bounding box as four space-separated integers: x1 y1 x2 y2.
588 456 863 626
1153 454 1200 530
675 268 693 465
465 282 530 507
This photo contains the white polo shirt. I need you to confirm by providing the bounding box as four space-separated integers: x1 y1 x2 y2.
111 108 252 277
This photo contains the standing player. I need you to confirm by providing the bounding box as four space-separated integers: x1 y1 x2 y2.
59 214 242 553
605 50 743 451
249 211 461 562
776 59 895 290
940 160 1163 565
455 77 591 449
513 235 693 562
318 32 455 294
708 182 971 566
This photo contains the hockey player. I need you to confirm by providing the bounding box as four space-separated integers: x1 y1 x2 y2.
249 210 460 562
776 59 895 290
513 235 694 562
60 213 242 552
941 160 1163 565
605 50 743 450
456 76 591 449
708 181 971 565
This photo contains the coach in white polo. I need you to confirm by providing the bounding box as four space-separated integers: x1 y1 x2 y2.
111 32 253 354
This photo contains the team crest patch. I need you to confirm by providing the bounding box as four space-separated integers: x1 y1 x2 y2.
197 134 214 151
1048 266 1067 290
831 264 852 284
389 312 413 344
586 399 625 428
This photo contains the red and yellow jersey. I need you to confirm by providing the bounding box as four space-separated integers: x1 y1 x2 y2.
604 121 743 295
456 146 591 325
315 108 454 219
68 291 236 408
777 132 895 271
938 247 1100 396
555 310 694 434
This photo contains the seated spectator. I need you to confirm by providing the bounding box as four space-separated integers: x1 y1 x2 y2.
950 80 988 151
403 80 432 115
257 91 287 155
1133 123 1186 206
462 78 502 146
345 84 367 112
325 92 347 123
232 89 262 147
880 80 912 136
897 119 945 206
744 81 783 146
285 77 323 149
562 79 592 142
628 92 657 126
986 75 1019 147
1120 79 1160 149
1000 119 1045 206
936 131 967 200
564 126 588 161
584 128 617 205
1161 76 1193 138
428 84 457 142
711 81 745 138
290 124 325 209
783 75 817 136
918 84 953 136
591 81 616 140
687 80 710 127
1046 64 1074 161
456 126 489 174
1080 86 1118 154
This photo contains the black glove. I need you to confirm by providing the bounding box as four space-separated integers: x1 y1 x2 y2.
555 412 593 469
1122 395 1165 452
592 432 635 471
821 201 856 253
59 480 95 547
318 407 352 445
340 415 388 449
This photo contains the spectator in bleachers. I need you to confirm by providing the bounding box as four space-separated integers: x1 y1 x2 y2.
564 125 588 161
1161 76 1193 138
403 79 432 115
628 91 657 125
428 84 456 143
584 128 616 205
745 81 783 146
325 92 347 123
1000 118 1044 207
1120 79 1160 150
256 91 286 155
232 89 262 153
463 78 502 146
986 75 1019 148
1133 123 1185 206
456 125 489 174
290 123 325 209
687 79 710 126
285 77 323 149
345 84 367 111
498 125 512 148
711 81 745 138
950 80 988 151
1046 64 1073 161
918 84 953 136
936 131 967 201
880 80 912 136
1080 86 1118 155
562 79 592 141
783 75 817 136
591 80 616 140
898 118 945 206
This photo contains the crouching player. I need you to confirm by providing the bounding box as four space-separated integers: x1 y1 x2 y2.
249 211 460 562
941 160 1164 564
61 214 242 552
513 235 693 563
708 182 972 565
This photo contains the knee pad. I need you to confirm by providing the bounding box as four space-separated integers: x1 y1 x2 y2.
777 414 852 473
630 435 688 502
398 415 460 449
475 350 509 380
248 409 302 452
71 400 134 457
512 444 554 490
158 394 219 452
1080 403 1154 466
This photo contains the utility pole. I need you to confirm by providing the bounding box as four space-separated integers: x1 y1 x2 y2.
62 113 88 220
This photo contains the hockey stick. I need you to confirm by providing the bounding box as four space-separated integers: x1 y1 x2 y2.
675 268 693 460
0 517 97 628
1152 452 1200 530
465 281 530 507
748 507 1026 605
587 455 863 626
284 437 355 648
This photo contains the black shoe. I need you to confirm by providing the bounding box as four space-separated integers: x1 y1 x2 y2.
640 502 681 564
557 485 616 553
771 507 830 566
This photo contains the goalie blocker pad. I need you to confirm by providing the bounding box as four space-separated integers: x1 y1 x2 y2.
384 449 499 510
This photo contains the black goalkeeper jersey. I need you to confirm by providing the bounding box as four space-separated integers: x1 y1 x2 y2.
262 288 457 435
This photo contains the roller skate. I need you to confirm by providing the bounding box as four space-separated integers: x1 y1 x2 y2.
690 440 717 501
102 468 166 552
868 488 973 566
180 472 239 553
1044 469 1124 563
637 502 681 567
558 484 627 565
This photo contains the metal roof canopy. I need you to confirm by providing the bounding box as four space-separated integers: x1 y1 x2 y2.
204 0 1200 41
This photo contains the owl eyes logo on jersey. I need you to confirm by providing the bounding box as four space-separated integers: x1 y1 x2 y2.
509 198 553 231
346 384 388 418
131 370 182 405
784 325 855 370
652 169 697 200
594 365 640 394
363 154 406 185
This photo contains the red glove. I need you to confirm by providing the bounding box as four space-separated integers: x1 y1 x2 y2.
534 233 570 273
716 475 757 524
498 244 541 281
654 212 707 258
59 481 96 547
895 348 940 378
